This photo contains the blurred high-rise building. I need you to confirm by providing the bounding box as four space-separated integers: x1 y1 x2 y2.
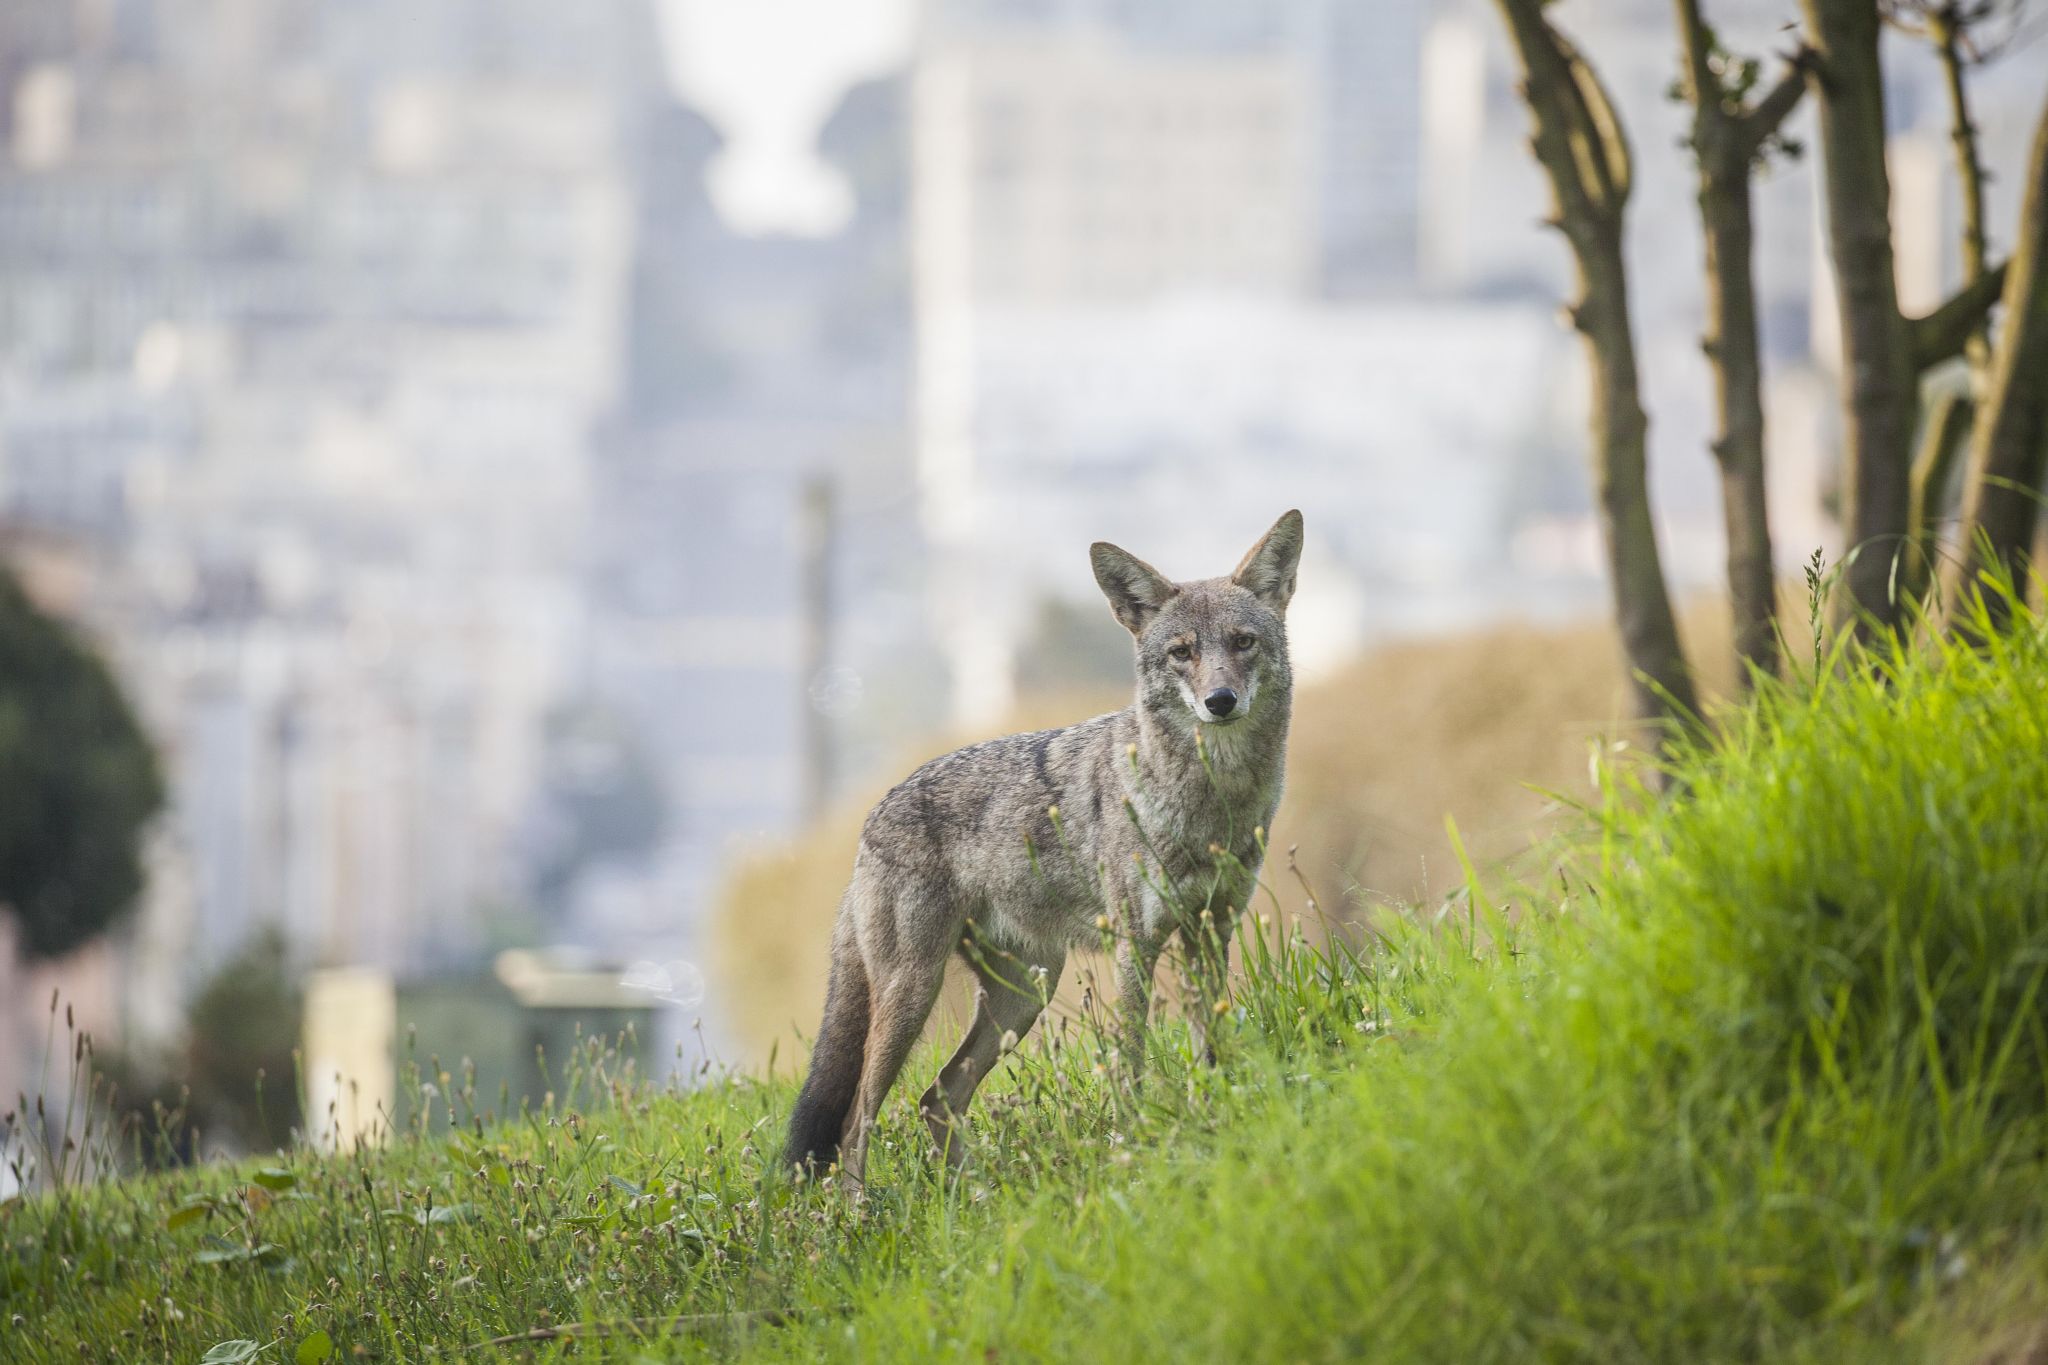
924 0 1429 298
575 66 922 980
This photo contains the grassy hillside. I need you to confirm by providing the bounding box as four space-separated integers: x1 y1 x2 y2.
718 606 1745 1062
6 598 2046 1362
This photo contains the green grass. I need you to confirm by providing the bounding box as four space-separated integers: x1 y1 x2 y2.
7 596 2048 1363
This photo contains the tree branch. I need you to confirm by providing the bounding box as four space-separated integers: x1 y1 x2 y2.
1929 1 1996 383
1497 0 1605 229
1560 32 1634 206
1902 384 1976 603
1910 258 2011 368
1931 7 1991 284
1951 90 2048 632
1673 0 1721 133
1737 56 1813 157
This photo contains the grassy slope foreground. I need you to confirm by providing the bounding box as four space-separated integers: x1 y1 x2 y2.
6 604 2048 1362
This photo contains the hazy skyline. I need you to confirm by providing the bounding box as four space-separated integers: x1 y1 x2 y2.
660 0 915 235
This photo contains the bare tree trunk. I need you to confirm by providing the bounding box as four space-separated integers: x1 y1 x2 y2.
1581 234 1698 723
1953 95 2048 628
1494 0 1698 731
1801 0 1919 636
1674 0 1808 689
1703 190 1781 685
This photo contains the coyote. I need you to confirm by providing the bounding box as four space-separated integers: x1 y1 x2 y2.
782 511 1303 1182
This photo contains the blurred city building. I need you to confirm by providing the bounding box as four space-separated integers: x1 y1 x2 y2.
301 949 660 1149
924 0 1429 299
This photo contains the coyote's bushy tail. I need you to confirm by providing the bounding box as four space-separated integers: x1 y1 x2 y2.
782 945 870 1173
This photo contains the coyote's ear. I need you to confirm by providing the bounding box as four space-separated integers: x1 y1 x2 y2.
1232 509 1304 612
1091 541 1177 635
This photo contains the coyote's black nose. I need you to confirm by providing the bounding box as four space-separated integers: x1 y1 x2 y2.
1204 688 1238 717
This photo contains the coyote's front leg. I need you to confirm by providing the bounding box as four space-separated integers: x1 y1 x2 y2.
1113 933 1162 1105
1181 905 1236 1065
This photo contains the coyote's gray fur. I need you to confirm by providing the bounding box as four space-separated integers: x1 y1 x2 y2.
782 510 1303 1182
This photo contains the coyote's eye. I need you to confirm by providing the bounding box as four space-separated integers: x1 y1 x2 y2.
1230 633 1257 652
1168 643 1193 662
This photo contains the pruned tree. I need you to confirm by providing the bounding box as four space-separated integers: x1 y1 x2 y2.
1492 0 1700 734
1671 2 1810 689
0 565 165 960
1494 0 2043 689
1883 0 2038 603
1952 93 2048 624
1799 0 2011 634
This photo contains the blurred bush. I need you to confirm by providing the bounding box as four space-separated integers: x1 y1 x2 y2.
0 565 164 960
96 928 303 1161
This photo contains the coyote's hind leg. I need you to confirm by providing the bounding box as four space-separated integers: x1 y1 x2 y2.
835 876 955 1187
919 941 1064 1172
837 954 946 1186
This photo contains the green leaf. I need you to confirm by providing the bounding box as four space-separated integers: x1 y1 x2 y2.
384 1202 476 1227
194 1242 289 1268
606 1174 644 1197
250 1167 298 1192
199 1342 264 1364
167 1196 216 1230
294 1330 333 1364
